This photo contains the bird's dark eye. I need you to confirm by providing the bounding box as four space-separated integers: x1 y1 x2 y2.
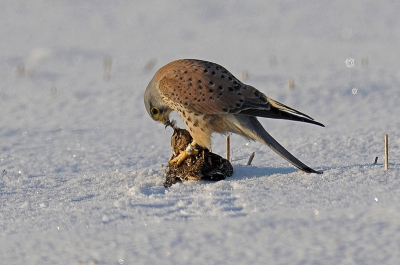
150 107 160 117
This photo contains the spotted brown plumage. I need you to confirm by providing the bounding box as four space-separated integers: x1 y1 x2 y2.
144 59 324 174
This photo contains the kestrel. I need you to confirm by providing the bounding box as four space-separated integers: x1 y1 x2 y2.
144 59 324 174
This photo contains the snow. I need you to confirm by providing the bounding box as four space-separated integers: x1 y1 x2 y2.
1 1 400 264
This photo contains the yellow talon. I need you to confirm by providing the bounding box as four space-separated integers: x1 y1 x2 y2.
170 141 198 165
170 151 189 165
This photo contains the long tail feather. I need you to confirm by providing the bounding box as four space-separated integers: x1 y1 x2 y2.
233 115 322 174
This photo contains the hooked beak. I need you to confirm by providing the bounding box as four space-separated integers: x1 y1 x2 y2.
161 117 176 129
157 114 168 125
157 110 174 128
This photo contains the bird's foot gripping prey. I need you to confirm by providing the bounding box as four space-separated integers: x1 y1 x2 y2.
144 59 324 174
169 140 199 165
164 126 233 188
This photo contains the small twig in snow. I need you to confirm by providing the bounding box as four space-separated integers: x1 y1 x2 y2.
226 135 230 161
247 152 255 165
384 134 389 170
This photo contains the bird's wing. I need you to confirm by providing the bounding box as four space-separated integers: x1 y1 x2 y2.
234 87 325 127
156 59 323 127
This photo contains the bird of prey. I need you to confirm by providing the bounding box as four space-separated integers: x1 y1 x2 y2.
144 59 324 174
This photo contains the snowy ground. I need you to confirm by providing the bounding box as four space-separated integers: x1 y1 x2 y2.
1 1 400 264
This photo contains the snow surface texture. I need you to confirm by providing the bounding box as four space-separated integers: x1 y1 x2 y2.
1 1 400 264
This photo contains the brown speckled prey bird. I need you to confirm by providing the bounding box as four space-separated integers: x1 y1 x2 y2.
144 59 324 174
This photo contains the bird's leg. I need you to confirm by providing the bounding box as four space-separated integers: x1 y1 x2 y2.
170 140 199 165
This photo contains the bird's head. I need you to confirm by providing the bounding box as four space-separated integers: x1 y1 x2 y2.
144 75 172 126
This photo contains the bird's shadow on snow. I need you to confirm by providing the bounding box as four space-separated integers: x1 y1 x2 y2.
229 164 298 180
